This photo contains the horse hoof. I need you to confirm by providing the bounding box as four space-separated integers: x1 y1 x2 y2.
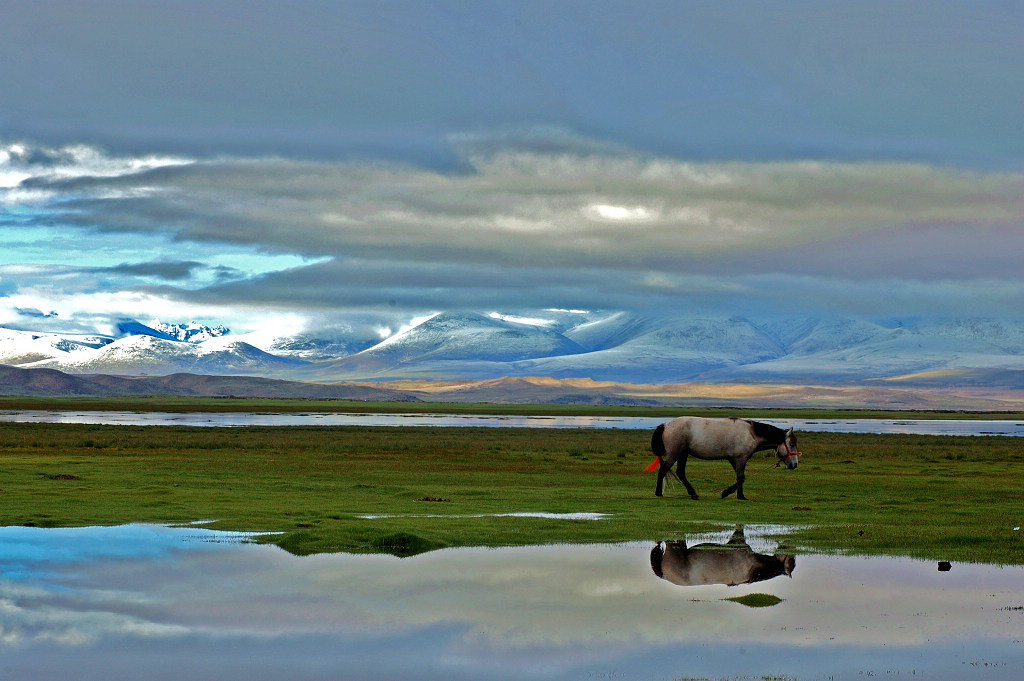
690 495 699 501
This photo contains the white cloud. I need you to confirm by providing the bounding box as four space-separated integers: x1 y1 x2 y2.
583 203 658 222
375 313 441 341
0 284 319 337
218 312 312 346
0 141 193 208
15 140 1023 267
3 136 1024 330
1 141 191 180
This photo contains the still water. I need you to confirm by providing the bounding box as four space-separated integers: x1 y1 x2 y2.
2 409 1024 435
1 524 1021 681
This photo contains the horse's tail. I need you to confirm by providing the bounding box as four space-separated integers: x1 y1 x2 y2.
647 423 681 482
651 423 666 457
650 542 664 578
644 423 667 472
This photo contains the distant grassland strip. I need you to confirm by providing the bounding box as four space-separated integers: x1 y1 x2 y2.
1 422 1022 563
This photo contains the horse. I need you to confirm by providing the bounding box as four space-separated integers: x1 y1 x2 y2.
650 526 795 587
645 416 799 500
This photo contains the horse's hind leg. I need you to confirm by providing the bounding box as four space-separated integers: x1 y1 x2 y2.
655 454 674 497
656 453 697 499
677 454 699 500
655 462 668 497
653 424 669 497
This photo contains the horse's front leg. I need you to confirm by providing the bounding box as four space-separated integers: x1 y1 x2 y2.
721 457 749 500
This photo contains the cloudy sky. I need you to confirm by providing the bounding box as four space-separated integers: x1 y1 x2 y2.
2 1 1023 340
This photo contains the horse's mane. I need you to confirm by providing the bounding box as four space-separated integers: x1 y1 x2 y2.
745 419 785 444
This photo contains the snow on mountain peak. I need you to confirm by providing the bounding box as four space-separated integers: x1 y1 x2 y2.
486 312 556 326
374 313 441 344
355 311 585 362
0 327 113 365
149 319 230 343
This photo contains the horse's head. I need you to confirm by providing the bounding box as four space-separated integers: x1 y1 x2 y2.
775 427 799 469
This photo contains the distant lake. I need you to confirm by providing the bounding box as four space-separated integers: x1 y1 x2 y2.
2 524 1022 681
2 410 1024 435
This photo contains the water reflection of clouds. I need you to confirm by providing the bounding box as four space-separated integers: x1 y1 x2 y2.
3 410 1024 436
2 525 1023 680
1 524 257 567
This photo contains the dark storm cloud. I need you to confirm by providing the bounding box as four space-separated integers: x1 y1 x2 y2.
1 2 1022 167
44 147 1024 275
13 307 58 319
177 257 671 314
6 2 1022 336
108 260 206 281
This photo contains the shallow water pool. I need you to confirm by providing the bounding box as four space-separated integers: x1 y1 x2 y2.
1 524 1021 680
3 409 1024 435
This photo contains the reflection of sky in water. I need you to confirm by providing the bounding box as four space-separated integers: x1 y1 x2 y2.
1 525 1023 680
2 411 1024 435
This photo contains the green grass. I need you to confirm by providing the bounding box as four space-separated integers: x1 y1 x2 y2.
1 422 1022 563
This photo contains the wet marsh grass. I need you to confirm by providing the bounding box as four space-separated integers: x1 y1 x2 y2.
1 422 1022 562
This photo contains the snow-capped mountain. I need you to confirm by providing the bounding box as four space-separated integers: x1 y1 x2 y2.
2 312 1023 384
112 319 230 343
0 327 113 365
700 318 1024 382
115 320 177 342
149 319 230 343
757 318 898 355
1 322 305 377
264 334 378 361
911 319 1024 354
22 334 307 376
563 312 662 351
309 312 1024 383
320 312 587 376
113 319 230 343
507 315 787 383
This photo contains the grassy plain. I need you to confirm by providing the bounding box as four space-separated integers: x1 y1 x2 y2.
2 418 1022 564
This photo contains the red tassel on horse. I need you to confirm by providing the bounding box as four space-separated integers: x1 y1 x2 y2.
643 457 660 472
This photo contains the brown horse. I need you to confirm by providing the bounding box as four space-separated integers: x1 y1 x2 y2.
646 416 799 499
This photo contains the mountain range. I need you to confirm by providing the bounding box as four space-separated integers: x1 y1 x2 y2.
2 313 1024 404
0 364 419 401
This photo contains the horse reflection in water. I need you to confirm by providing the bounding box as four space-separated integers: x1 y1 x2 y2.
650 527 795 587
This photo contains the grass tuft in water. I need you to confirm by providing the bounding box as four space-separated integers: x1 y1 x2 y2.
724 593 784 608
368 532 448 557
